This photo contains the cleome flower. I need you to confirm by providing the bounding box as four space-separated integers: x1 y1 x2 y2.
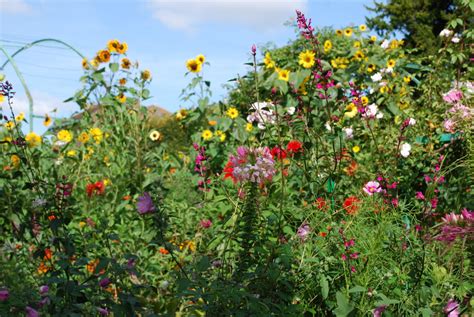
225 146 276 185
247 101 276 130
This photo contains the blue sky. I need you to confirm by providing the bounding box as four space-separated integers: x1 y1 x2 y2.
0 0 376 133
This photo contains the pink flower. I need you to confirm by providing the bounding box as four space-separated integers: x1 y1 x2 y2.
297 223 311 241
363 181 382 195
444 299 459 317
200 219 212 229
443 119 456 133
373 305 387 317
415 192 425 200
0 289 9 301
341 254 347 261
442 212 462 224
26 307 39 317
442 89 463 104
39 285 49 295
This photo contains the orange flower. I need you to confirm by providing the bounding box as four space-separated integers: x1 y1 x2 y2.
97 50 111 63
86 259 99 273
319 232 327 237
121 58 131 69
38 262 51 274
122 195 131 201
48 214 56 221
159 247 169 255
44 248 53 260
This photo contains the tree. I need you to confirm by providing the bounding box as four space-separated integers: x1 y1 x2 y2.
365 0 457 54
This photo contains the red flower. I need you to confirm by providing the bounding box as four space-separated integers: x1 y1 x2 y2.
287 140 302 154
86 181 106 197
343 196 361 215
314 197 327 210
86 183 96 197
270 146 287 160
223 161 236 183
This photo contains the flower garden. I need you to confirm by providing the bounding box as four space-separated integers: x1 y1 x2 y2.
0 5 473 317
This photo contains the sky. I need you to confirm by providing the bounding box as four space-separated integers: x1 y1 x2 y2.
0 0 376 133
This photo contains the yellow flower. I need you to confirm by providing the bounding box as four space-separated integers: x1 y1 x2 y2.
66 150 77 157
387 59 396 68
149 130 161 141
353 50 365 61
79 221 86 228
353 41 361 48
394 115 402 125
103 156 110 166
196 54 205 64
399 100 409 110
331 57 349 69
369 35 377 43
15 112 25 122
57 130 72 143
90 58 99 68
119 78 127 86
403 76 411 83
107 39 120 52
43 114 52 127
77 132 89 143
352 145 360 153
208 120 217 126
11 155 20 169
84 146 94 160
215 130 226 142
89 127 103 144
141 70 151 81
226 107 239 119
263 52 275 69
5 121 15 130
25 132 42 147
344 28 353 37
361 96 369 106
116 93 126 103
390 39 401 49
278 69 290 82
336 29 343 36
201 130 213 141
121 58 131 69
97 50 111 63
116 42 128 54
324 40 332 52
298 50 315 68
246 123 253 132
186 59 202 73
176 109 187 120
380 86 389 94
81 58 89 70
344 103 358 118
359 24 367 31
367 64 376 73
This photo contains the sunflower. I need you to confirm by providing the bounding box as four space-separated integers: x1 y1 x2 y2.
380 86 389 94
81 58 89 70
196 54 205 64
11 154 20 169
186 59 202 73
5 121 15 130
359 24 367 32
201 130 213 141
116 42 128 54
89 127 103 144
352 145 360 153
403 76 411 83
107 39 120 53
66 150 77 157
176 109 187 120
116 93 126 103
344 103 358 118
387 59 396 68
354 50 365 61
367 64 376 73
15 112 24 122
278 69 290 82
331 57 349 69
215 130 226 142
43 114 52 127
149 130 161 141
141 70 151 81
0 94 4 103
97 50 111 63
344 28 353 37
353 41 361 48
78 131 90 143
226 107 239 119
119 78 127 86
263 52 275 69
324 40 332 52
335 29 343 36
121 58 131 69
25 132 42 147
57 130 73 143
298 50 315 69
246 123 253 132
361 96 369 106
90 58 99 68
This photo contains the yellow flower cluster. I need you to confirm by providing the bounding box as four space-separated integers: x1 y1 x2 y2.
186 54 206 73
331 57 349 69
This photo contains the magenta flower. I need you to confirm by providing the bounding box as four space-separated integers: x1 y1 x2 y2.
0 289 9 301
99 277 111 288
39 285 49 295
415 192 425 200
136 192 155 214
444 299 459 317
297 223 311 241
363 181 382 195
97 307 110 316
26 306 39 317
373 305 387 317
200 219 212 229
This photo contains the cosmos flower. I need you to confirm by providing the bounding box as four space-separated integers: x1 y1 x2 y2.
363 181 382 195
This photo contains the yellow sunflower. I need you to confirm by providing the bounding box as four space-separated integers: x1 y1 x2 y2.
176 109 187 120
335 29 343 36
344 28 353 37
116 93 126 103
387 59 396 68
352 145 360 153
298 50 315 68
149 130 161 141
78 131 90 143
43 114 52 127
121 58 131 69
263 52 275 69
25 132 42 147
344 103 358 118
226 107 239 119
215 130 226 142
353 41 361 48
57 130 73 143
11 154 20 169
116 42 128 54
359 24 367 32
278 69 290 82
367 64 376 73
141 70 151 81
81 58 89 70
97 50 111 63
201 130 213 141
89 127 103 144
403 76 411 83
354 50 365 61
186 59 202 73
361 96 369 106
107 39 120 53
324 40 332 52
196 54 205 64
15 112 24 122
5 121 15 130
246 123 253 132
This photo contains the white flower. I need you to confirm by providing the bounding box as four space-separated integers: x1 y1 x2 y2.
385 67 394 73
376 112 384 119
400 143 411 158
381 39 389 49
371 72 382 82
408 118 416 126
343 126 353 139
439 29 453 37
247 101 276 129
451 36 460 43
325 121 332 132
287 106 296 115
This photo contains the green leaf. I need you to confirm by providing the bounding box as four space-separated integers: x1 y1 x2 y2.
333 292 355 317
348 285 366 293
320 276 329 299
110 63 119 73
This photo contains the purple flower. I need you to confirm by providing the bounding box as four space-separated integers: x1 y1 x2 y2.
363 181 382 195
251 44 256 56
37 296 50 308
126 258 136 269
97 307 110 316
373 305 387 317
444 299 459 317
26 306 40 317
200 219 212 229
297 223 311 241
136 192 155 214
0 289 9 301
39 285 49 295
99 277 111 288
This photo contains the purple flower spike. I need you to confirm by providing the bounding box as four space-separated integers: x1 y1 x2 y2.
137 192 155 214
0 289 9 301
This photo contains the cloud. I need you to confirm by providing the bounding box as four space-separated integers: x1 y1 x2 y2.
148 0 308 32
7 90 71 117
0 0 32 14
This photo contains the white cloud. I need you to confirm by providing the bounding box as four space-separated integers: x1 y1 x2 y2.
6 90 69 117
148 0 308 32
0 0 32 14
